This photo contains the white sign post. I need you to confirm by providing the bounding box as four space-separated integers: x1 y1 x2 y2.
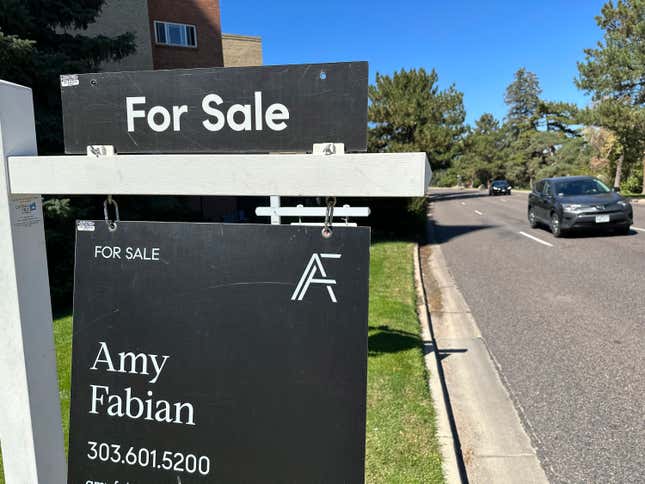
0 81 67 483
0 79 431 483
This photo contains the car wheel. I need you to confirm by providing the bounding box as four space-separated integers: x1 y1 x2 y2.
550 212 563 237
617 225 631 235
508 190 512 195
528 207 539 228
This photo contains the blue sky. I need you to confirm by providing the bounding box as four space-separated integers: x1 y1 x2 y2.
221 0 607 125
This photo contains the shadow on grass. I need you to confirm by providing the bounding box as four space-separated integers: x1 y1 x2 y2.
368 325 420 356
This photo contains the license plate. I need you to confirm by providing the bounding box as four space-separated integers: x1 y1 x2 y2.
595 214 610 223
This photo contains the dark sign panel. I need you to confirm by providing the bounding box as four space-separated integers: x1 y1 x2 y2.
61 62 368 154
69 221 369 483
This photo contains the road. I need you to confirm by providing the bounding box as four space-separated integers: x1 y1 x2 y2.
428 188 644 484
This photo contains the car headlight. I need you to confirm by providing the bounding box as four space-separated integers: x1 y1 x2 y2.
617 200 630 208
562 203 585 213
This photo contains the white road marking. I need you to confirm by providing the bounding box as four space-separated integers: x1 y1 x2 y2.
518 231 554 247
632 227 645 232
474 210 483 215
500 198 508 202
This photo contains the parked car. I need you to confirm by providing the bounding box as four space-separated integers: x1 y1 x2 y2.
489 180 512 196
527 176 632 237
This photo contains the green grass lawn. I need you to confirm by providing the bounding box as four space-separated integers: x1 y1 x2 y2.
1 241 443 483
366 242 444 482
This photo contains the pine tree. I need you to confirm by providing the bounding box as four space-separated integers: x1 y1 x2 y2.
576 0 645 191
0 0 135 153
504 68 542 131
368 68 466 171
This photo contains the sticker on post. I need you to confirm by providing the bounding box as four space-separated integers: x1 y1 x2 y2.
77 221 96 232
61 74 79 87
11 197 41 228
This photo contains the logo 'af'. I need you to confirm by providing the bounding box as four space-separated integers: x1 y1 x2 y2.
291 253 341 303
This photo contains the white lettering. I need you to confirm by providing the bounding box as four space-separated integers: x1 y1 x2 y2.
149 354 169 384
119 352 148 376
126 96 146 132
125 247 160 261
94 246 121 259
107 394 123 417
124 387 144 419
87 386 195 425
147 105 171 132
202 94 225 131
172 105 188 131
254 91 263 130
175 402 195 425
90 342 168 383
90 342 116 372
227 104 252 131
89 385 109 414
265 103 289 131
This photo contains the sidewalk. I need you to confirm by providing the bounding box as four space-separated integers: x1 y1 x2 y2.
417 215 549 484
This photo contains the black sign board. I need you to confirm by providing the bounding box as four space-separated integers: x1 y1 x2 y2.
69 221 369 483
61 62 368 154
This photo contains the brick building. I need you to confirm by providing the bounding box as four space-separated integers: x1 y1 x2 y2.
77 0 262 70
222 33 263 67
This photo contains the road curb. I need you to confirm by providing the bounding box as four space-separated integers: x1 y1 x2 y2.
413 243 464 484
420 216 550 484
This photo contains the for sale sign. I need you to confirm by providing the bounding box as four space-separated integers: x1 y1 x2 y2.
68 221 369 483
61 62 368 154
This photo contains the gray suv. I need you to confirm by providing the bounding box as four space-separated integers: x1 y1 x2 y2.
527 176 632 237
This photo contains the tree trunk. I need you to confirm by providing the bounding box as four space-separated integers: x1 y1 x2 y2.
641 152 645 194
614 153 624 189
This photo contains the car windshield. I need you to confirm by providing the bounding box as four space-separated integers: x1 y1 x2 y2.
492 181 508 186
554 178 610 197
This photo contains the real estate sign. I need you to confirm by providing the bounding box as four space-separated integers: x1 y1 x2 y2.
68 221 370 483
61 62 368 154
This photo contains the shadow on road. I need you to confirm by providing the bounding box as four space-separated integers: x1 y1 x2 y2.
429 191 489 202
431 222 496 244
531 224 640 238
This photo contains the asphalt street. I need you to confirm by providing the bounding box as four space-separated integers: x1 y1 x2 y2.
428 188 645 484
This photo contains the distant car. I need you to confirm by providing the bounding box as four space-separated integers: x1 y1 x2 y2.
527 176 633 237
489 180 512 196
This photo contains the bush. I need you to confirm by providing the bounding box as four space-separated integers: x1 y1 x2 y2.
621 173 642 194
620 162 643 194
431 169 459 187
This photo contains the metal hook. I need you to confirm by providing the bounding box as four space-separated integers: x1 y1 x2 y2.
343 204 350 226
322 196 336 238
103 196 120 232
322 143 336 156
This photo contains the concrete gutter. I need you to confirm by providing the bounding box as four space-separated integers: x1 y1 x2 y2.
413 245 463 484
418 219 549 484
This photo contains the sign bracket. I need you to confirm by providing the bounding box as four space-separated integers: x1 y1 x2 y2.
266 143 348 225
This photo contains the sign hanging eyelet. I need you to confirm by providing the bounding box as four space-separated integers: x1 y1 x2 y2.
103 196 120 232
322 196 336 238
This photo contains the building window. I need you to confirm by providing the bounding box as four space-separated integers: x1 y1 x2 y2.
154 21 197 48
